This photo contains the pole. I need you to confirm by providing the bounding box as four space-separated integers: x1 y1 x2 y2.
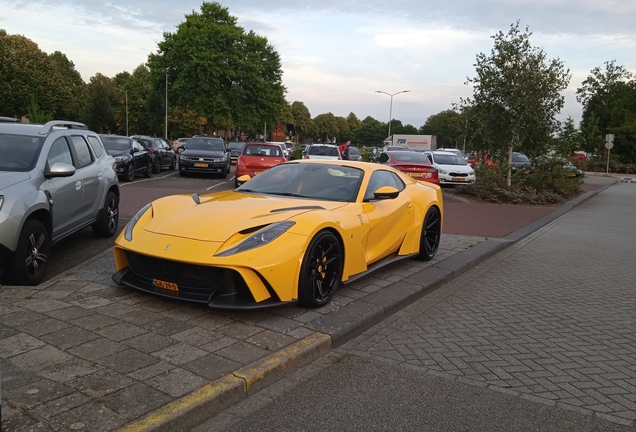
607 147 610 174
125 92 128 136
462 116 467 153
264 122 267 142
375 90 410 141
165 73 168 140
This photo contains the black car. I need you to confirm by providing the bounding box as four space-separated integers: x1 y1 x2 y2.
132 135 177 173
101 136 153 181
179 136 231 177
227 141 246 165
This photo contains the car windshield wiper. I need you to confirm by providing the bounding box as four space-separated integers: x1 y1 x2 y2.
266 192 312 198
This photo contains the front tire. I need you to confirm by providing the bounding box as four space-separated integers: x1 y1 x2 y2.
143 160 152 178
221 164 228 179
12 220 50 285
152 157 161 174
169 156 176 170
92 191 119 238
124 163 135 182
416 207 441 261
298 231 343 308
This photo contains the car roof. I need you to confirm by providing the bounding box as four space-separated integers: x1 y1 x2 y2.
1 121 90 136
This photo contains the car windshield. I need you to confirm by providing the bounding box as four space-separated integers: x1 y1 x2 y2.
391 152 429 162
0 133 44 172
187 138 224 151
238 163 364 202
348 147 361 155
512 153 530 163
243 145 283 157
387 146 410 151
308 146 339 157
285 143 294 149
433 154 466 165
102 137 131 151
228 142 245 150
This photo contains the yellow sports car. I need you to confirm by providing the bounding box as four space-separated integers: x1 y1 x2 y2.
111 160 443 309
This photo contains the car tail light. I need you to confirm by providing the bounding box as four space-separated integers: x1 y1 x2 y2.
304 156 310 159
337 157 342 160
237 157 244 165
149 148 156 154
427 168 438 173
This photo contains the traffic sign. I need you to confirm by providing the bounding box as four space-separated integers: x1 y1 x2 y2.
605 141 614 149
605 134 614 149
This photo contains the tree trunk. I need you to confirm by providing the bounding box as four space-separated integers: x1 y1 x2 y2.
507 143 513 187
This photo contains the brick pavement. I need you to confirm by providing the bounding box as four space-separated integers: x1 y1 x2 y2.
0 234 484 431
341 182 636 427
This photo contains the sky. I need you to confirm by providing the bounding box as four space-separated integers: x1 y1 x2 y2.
3 0 636 128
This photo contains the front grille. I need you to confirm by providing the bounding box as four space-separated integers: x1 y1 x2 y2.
449 172 468 177
125 251 224 289
183 157 223 162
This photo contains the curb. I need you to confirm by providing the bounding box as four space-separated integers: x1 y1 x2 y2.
117 332 331 432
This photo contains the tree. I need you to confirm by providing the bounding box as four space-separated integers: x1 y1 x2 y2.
291 101 313 142
313 113 340 142
48 51 85 121
354 116 386 146
552 116 582 157
82 73 117 133
147 2 286 136
461 21 571 185
420 110 464 148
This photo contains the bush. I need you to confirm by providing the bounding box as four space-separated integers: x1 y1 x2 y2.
455 160 583 204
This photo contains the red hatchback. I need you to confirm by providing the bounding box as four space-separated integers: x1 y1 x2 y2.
235 142 287 187
377 151 439 185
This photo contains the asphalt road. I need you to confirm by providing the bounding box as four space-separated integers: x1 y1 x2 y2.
41 166 238 283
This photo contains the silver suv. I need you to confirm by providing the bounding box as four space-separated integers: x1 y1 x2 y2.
0 120 120 285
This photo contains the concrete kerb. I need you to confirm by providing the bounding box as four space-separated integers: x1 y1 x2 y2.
117 332 331 432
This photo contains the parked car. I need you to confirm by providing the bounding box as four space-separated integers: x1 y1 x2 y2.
273 142 291 160
235 142 287 187
348 146 362 161
102 135 153 182
228 141 246 165
382 145 411 152
111 160 443 309
285 142 296 160
424 150 476 185
0 120 120 285
465 152 496 169
511 152 531 170
304 144 342 160
179 136 230 178
436 148 464 158
377 151 439 185
132 135 177 173
172 137 189 153
534 155 583 177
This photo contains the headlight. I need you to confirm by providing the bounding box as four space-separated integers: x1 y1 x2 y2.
215 221 296 256
180 155 186 160
438 169 448 175
469 170 475 175
124 203 152 241
114 156 130 163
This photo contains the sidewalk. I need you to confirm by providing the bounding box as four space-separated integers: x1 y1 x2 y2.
0 176 617 432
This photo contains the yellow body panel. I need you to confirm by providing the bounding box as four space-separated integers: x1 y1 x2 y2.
113 160 443 306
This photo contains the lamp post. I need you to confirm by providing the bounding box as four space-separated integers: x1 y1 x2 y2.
116 88 128 136
375 90 410 139
165 72 168 140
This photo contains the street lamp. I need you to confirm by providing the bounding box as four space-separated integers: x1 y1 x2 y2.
375 90 410 139
165 72 168 140
116 88 128 136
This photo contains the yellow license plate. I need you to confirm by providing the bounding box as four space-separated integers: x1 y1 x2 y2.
153 279 179 291
453 177 466 182
407 172 423 178
194 163 208 167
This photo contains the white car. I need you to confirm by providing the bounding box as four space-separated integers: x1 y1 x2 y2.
304 144 342 160
424 151 475 185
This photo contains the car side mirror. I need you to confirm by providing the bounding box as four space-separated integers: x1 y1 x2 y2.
374 186 399 200
236 175 251 187
47 162 76 178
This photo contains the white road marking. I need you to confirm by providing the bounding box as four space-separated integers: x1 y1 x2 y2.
120 171 178 186
205 183 226 191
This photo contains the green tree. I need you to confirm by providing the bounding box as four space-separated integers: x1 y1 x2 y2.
354 116 386 146
551 116 582 157
82 73 117 133
402 124 419 135
147 2 286 136
291 101 313 142
48 51 84 120
420 110 464 148
313 113 340 142
461 21 571 185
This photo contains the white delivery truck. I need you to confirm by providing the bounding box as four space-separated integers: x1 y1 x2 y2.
383 134 437 152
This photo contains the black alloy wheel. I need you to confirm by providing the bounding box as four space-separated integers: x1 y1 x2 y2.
124 163 135 182
416 206 441 261
143 159 152 178
93 191 119 238
13 219 50 285
298 231 343 307
221 163 228 179
169 156 176 170
152 157 161 174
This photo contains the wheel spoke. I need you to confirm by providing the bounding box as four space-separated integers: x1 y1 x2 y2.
29 234 37 248
426 216 439 230
323 254 340 266
36 253 47 263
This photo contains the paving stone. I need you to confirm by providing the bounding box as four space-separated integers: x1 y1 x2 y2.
40 326 99 350
67 368 134 398
127 361 176 381
19 317 72 337
98 348 160 374
118 309 164 326
287 327 316 339
245 329 296 351
152 342 208 365
171 327 223 347
68 338 128 361
78 282 112 293
0 301 25 315
188 313 234 330
92 302 139 317
3 378 74 409
159 304 209 321
123 332 175 353
216 341 270 365
44 305 93 321
93 322 148 342
68 294 113 309
1 310 47 327
183 353 242 381
104 382 173 419
33 290 73 300
1 333 46 358
9 344 72 371
14 299 72 313
217 321 264 339
1 402 54 432
37 357 102 383
200 336 238 352
32 392 89 419
146 367 208 398
143 317 195 336
257 316 303 333
1 358 42 391
70 313 120 330
49 402 127 432
0 323 19 339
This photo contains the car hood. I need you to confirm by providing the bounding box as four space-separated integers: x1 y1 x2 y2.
106 149 131 158
182 149 226 158
0 171 31 191
143 190 347 241
435 163 473 173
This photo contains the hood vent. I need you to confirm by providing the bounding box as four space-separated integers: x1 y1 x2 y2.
270 205 325 213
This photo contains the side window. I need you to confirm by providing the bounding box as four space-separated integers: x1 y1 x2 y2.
86 136 104 158
132 140 141 152
427 154 433 163
364 170 405 201
378 153 389 163
156 139 166 149
70 136 93 168
47 137 74 168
